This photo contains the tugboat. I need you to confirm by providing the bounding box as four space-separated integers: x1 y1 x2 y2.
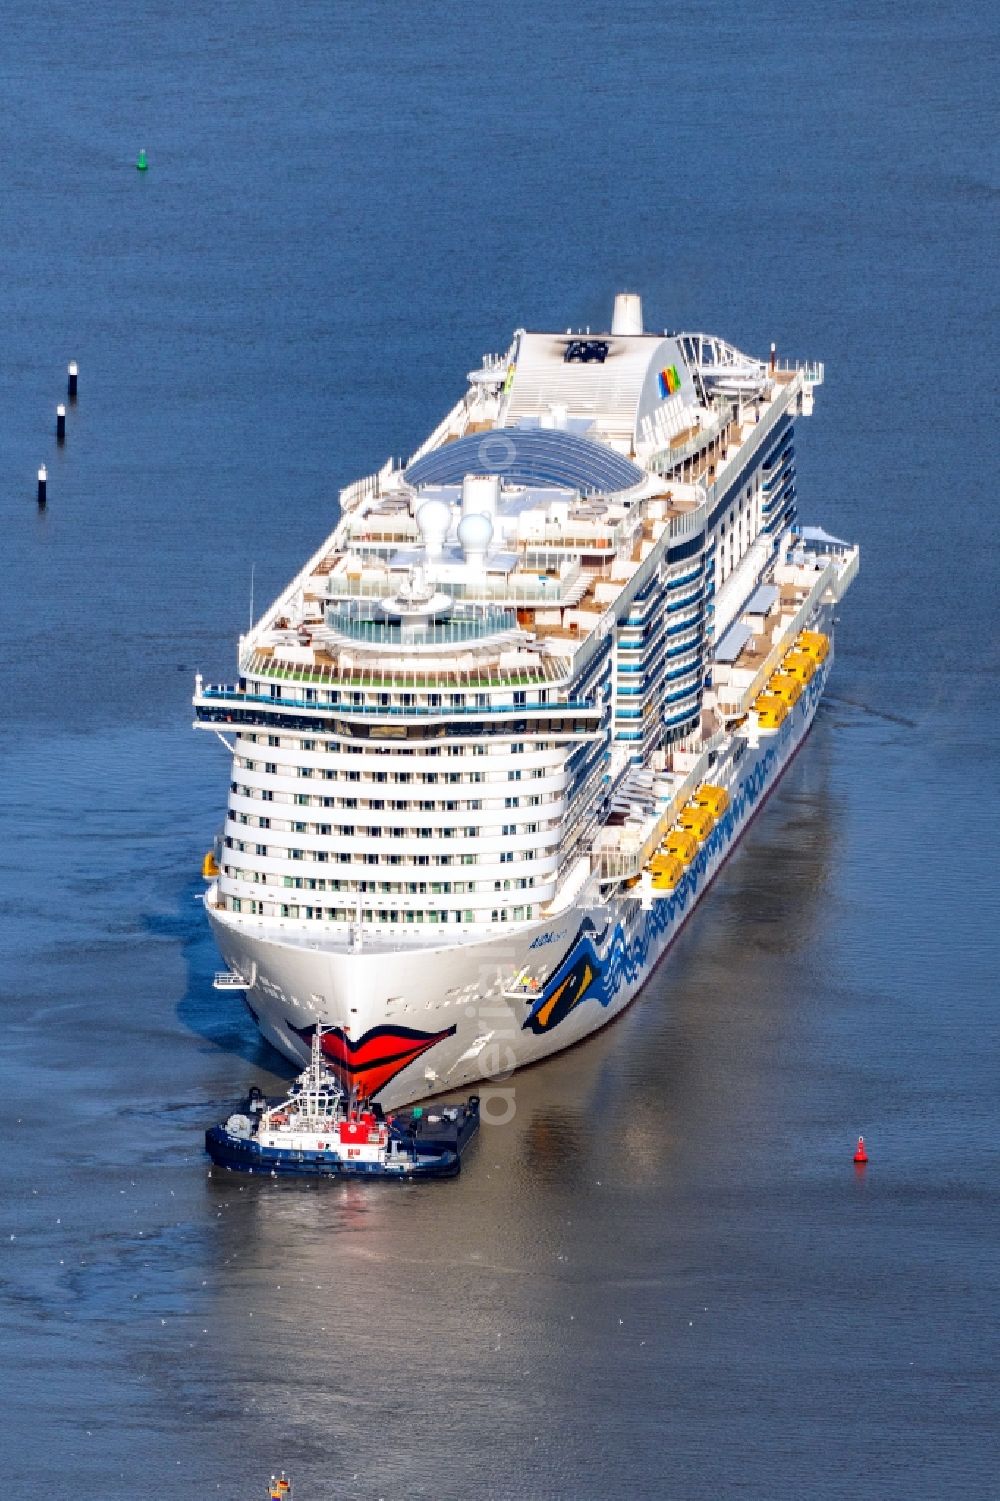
205 1028 479 1179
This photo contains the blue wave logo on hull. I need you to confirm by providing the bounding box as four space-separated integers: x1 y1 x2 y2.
521 925 610 1034
523 668 825 1034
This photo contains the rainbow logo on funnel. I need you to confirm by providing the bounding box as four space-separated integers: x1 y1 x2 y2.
657 364 682 398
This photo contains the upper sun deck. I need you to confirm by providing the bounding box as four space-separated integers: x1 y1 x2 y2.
236 297 824 694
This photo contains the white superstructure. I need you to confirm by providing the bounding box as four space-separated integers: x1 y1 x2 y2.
195 295 858 1108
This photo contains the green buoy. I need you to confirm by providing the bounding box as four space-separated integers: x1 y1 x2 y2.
136 147 148 171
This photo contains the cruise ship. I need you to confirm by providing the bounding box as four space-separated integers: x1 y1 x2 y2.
195 294 858 1112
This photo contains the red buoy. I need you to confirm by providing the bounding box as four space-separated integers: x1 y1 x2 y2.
853 1135 868 1164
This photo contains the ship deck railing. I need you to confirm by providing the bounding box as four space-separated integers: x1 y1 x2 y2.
772 358 825 385
325 562 587 608
648 400 735 475
593 749 712 886
320 606 519 650
343 526 421 546
540 850 600 917
241 648 574 691
715 552 855 718
197 685 602 719
520 522 629 554
338 456 406 513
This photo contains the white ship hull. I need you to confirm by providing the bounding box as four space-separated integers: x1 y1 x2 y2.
196 297 857 1109
208 656 830 1112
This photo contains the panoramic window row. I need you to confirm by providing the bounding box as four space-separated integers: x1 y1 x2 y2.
224 817 553 851
235 735 555 761
228 786 561 822
222 834 544 866
232 761 555 787
222 897 536 925
229 773 554 812
229 795 547 827
221 866 536 895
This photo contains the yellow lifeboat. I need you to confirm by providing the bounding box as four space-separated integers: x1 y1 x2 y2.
694 783 730 816
754 694 789 730
664 829 699 863
797 629 830 661
678 803 715 840
767 672 802 706
781 651 817 684
202 851 220 879
651 854 685 890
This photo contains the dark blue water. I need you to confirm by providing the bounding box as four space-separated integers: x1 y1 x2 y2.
2 2 998 1496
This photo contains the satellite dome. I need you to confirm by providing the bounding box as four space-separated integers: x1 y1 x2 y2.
457 513 493 573
416 498 452 559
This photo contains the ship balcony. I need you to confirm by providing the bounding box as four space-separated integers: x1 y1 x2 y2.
501 968 549 1001
213 969 252 990
714 548 858 718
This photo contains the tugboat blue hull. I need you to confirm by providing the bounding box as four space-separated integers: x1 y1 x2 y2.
205 1126 462 1178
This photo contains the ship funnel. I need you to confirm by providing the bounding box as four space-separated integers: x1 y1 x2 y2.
461 473 499 519
611 292 643 336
